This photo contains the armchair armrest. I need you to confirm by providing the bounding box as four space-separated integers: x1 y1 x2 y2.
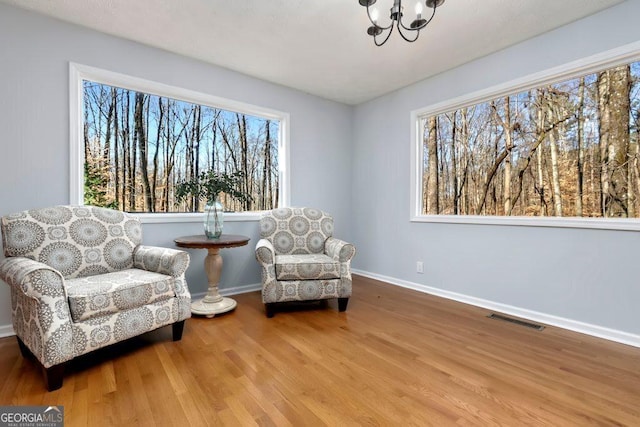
0 257 66 300
255 239 275 265
133 245 190 277
325 237 356 263
0 257 75 367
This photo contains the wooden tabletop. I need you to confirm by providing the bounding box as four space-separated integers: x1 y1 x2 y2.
174 234 250 249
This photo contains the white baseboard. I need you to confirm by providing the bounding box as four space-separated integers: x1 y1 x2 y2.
352 269 640 349
0 324 15 338
192 282 261 300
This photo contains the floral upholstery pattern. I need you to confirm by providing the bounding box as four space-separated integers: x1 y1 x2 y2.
275 254 340 280
259 207 334 255
0 206 191 371
262 279 342 302
255 207 355 306
1 205 142 278
65 269 177 322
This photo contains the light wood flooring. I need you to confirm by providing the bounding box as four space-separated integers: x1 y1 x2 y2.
1 275 639 426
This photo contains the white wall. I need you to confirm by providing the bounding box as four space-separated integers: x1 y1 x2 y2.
352 0 640 343
0 4 353 330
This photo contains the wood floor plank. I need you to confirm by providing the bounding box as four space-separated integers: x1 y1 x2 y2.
0 275 639 426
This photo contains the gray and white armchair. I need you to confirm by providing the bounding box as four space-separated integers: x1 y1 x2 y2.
255 207 355 317
0 205 191 390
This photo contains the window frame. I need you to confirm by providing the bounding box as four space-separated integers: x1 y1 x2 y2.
69 62 290 223
410 40 640 231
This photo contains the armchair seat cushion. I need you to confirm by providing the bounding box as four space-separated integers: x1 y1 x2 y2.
65 268 176 322
275 254 340 281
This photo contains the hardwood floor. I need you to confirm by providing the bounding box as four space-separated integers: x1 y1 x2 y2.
1 275 639 426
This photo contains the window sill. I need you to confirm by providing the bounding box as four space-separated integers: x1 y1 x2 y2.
410 214 640 231
135 211 263 224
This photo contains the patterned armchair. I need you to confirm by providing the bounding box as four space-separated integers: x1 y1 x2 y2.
0 205 191 391
255 207 355 317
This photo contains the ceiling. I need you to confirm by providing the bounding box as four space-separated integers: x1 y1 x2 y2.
3 0 624 105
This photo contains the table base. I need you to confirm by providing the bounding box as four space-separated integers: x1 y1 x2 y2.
191 297 237 318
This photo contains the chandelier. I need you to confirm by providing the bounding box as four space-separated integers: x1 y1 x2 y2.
359 0 445 46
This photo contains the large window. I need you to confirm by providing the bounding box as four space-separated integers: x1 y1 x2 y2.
70 63 289 216
412 47 640 229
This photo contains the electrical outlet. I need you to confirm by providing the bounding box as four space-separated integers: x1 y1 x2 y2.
416 261 424 274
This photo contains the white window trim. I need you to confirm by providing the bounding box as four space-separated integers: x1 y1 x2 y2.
410 40 640 231
69 62 290 223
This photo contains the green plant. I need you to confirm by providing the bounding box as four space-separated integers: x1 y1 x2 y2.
84 162 117 209
175 170 252 207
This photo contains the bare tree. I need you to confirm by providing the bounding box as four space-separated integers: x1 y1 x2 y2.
576 77 586 216
134 92 153 212
426 116 439 214
598 65 631 217
545 92 563 216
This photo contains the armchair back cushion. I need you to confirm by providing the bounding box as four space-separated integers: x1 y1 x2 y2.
259 207 333 255
1 205 142 279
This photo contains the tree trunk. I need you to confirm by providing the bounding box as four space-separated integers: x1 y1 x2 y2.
576 77 585 217
123 91 131 211
461 108 471 215
103 91 114 196
597 65 631 217
263 120 272 210
450 112 459 214
426 116 439 214
476 147 510 215
633 140 640 217
236 114 250 211
162 100 172 212
192 105 202 211
546 94 563 216
112 88 120 210
533 95 547 216
135 93 153 212
492 98 514 215
151 97 164 212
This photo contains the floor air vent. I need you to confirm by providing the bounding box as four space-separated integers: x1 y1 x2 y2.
487 313 545 331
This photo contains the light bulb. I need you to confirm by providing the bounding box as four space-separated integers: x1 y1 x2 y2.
371 8 379 23
415 2 423 16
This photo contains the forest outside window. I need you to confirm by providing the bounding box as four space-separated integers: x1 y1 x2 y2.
71 63 288 218
413 54 640 229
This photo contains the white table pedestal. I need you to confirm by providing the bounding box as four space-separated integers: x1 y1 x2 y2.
174 234 250 319
190 247 237 318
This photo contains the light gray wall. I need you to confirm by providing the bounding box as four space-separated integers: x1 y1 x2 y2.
352 1 640 337
0 4 353 328
2 1 639 342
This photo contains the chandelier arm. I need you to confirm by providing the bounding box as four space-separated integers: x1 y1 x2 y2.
366 3 393 30
397 20 421 43
422 4 438 27
374 24 395 46
398 21 418 32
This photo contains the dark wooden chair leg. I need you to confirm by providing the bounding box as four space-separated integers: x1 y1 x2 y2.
18 337 63 391
265 303 276 318
172 320 186 341
16 336 34 360
43 364 64 392
338 298 349 312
